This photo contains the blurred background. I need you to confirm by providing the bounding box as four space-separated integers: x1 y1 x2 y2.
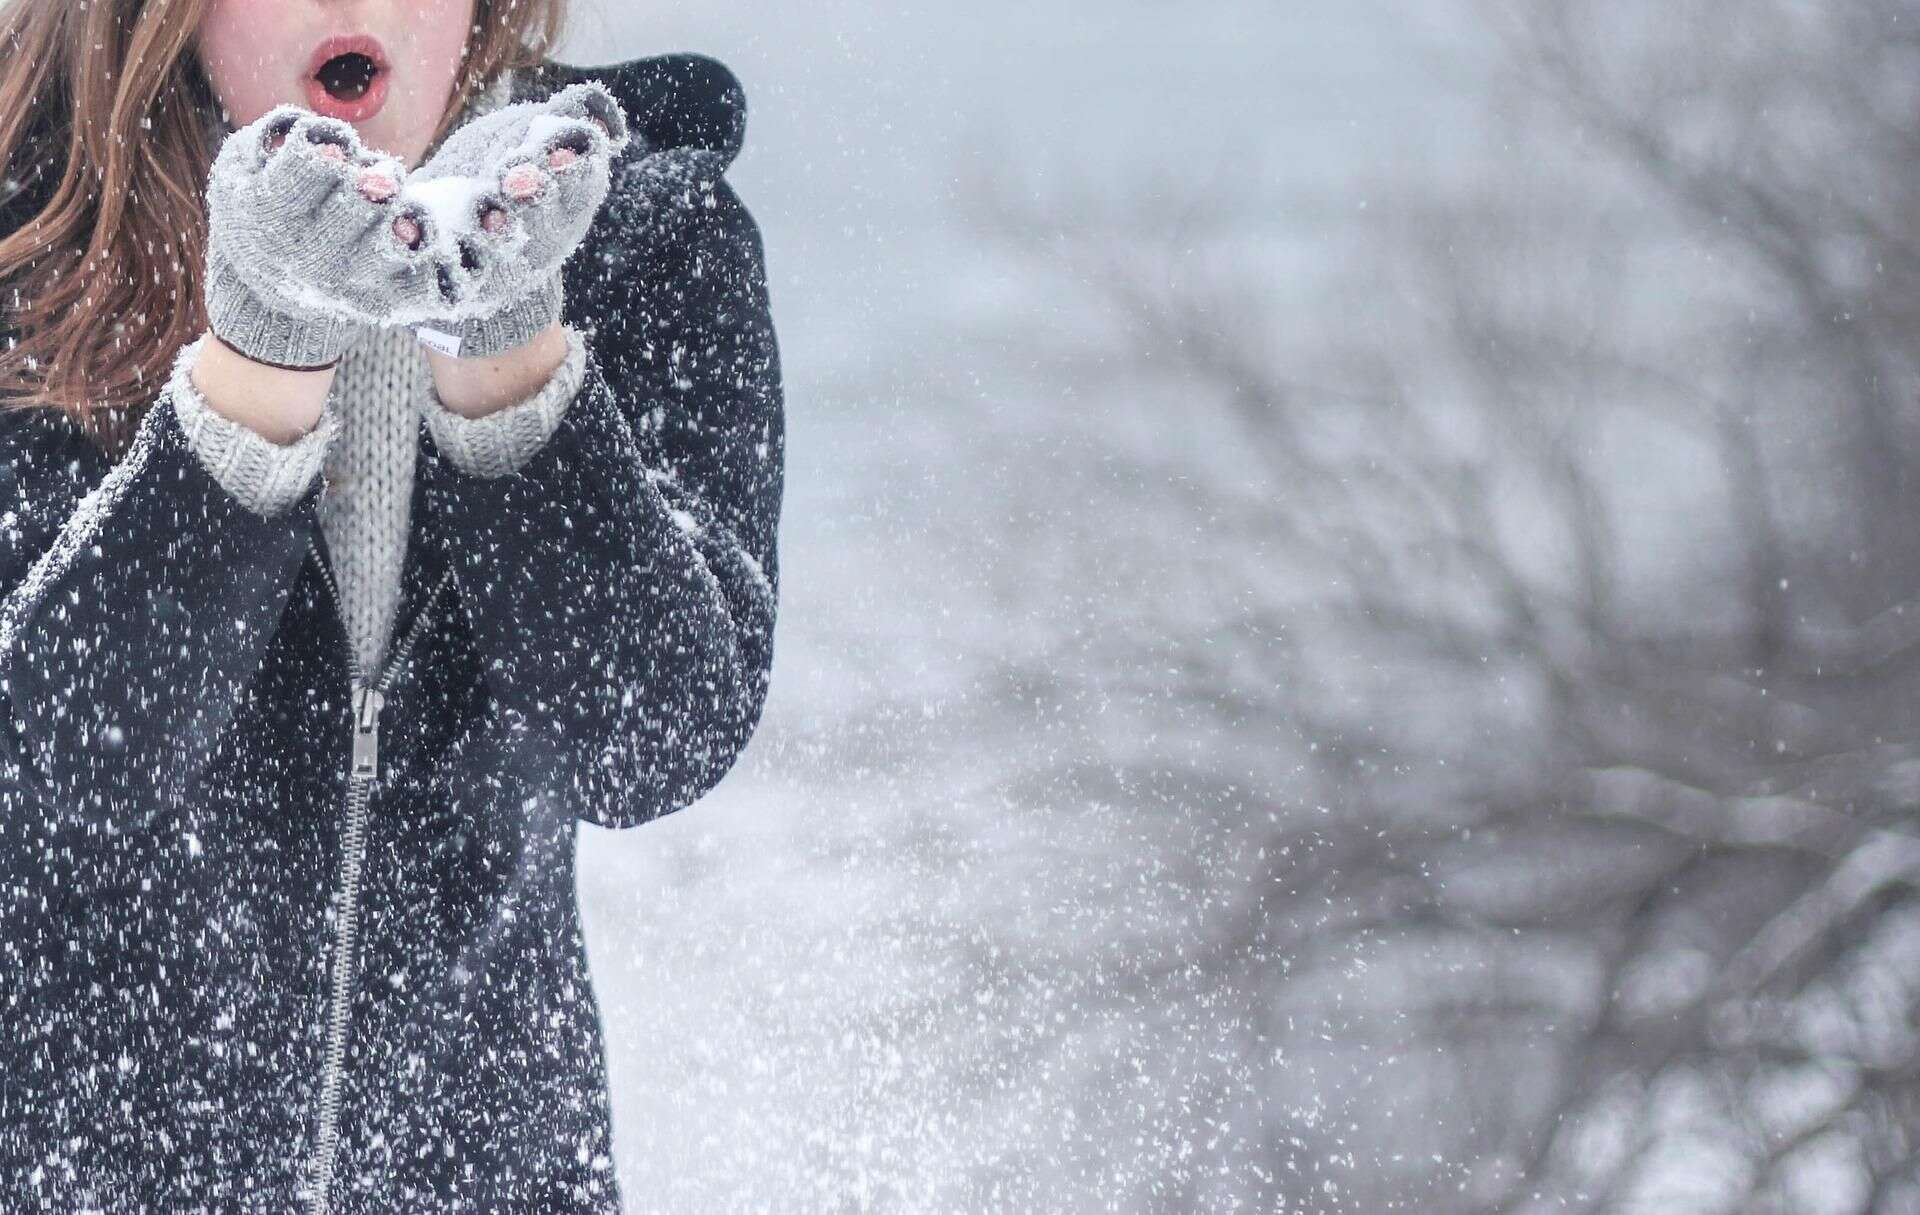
564 1 1920 1211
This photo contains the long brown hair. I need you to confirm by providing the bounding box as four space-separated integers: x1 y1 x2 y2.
0 0 568 457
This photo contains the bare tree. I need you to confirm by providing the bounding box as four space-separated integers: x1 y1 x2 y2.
954 1 1920 1210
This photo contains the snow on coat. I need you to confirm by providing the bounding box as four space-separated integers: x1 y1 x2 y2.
0 52 784 1213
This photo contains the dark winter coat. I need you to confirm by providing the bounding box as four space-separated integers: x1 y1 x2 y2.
0 53 782 1212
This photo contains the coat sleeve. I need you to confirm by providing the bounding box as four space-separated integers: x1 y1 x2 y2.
0 380 327 833
419 159 785 830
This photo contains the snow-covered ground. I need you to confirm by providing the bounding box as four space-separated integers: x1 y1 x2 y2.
558 3 1486 1209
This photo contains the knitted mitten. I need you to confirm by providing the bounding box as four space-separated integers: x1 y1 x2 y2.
203 107 410 369
384 81 632 358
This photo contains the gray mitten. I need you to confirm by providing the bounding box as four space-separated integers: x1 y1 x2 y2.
383 81 632 358
204 107 411 369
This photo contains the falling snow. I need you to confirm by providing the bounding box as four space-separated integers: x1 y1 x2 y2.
3 0 1919 1212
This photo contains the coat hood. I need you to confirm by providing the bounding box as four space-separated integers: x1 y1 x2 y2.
515 52 749 177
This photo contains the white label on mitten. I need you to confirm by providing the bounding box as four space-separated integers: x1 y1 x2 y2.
413 326 463 358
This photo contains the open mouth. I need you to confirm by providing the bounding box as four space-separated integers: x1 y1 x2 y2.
317 52 379 101
306 35 389 122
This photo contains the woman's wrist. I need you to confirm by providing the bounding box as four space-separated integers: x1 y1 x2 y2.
424 320 569 418
189 329 337 445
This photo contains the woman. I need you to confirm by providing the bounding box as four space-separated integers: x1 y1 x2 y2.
0 0 783 1209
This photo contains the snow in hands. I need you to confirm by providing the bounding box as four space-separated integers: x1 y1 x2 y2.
203 81 631 367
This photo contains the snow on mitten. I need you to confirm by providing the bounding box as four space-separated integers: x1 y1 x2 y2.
202 107 410 369
383 81 632 359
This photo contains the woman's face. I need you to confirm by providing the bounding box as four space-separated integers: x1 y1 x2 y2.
195 0 478 167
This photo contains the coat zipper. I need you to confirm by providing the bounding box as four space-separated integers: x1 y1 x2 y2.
298 533 455 1215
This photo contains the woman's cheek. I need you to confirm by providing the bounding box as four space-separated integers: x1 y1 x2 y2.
195 1 302 128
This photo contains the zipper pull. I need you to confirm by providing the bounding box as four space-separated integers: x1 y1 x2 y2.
351 685 385 781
